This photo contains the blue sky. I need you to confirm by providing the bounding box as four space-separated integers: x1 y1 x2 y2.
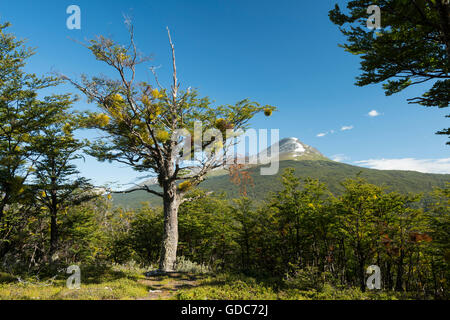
1 0 449 187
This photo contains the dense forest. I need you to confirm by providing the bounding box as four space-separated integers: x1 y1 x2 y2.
110 168 450 297
1 163 449 299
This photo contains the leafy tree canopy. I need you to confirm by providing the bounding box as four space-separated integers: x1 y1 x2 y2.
329 0 450 143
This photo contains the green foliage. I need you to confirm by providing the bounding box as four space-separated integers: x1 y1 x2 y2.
112 160 450 208
31 97 95 257
105 166 450 299
0 264 149 300
175 272 404 300
127 206 163 264
175 256 211 274
0 168 448 299
178 191 237 270
283 266 333 291
0 22 86 262
329 0 450 143
57 200 109 264
424 184 450 295
176 273 278 300
70 27 276 192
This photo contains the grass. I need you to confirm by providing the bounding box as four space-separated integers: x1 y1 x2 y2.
175 274 278 300
175 273 410 300
0 266 417 300
0 264 150 300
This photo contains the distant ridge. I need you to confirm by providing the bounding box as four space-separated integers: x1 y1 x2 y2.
129 137 328 191
112 159 450 209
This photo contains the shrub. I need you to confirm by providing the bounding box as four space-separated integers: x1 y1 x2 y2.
175 256 211 274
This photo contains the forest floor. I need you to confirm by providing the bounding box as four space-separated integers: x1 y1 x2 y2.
0 264 412 300
137 272 205 300
0 265 210 300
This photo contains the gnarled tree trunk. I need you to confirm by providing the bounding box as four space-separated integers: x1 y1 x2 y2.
159 182 179 272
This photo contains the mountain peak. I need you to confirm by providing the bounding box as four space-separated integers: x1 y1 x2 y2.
281 137 300 141
257 137 327 162
130 137 328 190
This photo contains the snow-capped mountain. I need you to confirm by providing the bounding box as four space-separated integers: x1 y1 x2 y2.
254 137 327 162
127 137 327 190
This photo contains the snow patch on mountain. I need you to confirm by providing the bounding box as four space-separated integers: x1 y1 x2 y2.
256 137 325 162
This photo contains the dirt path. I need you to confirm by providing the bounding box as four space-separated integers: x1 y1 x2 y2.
137 272 202 300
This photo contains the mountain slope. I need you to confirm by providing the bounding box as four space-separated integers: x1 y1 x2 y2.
254 137 328 162
112 160 450 209
129 137 328 190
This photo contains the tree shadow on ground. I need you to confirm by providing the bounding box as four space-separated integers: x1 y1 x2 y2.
80 265 141 284
0 272 17 284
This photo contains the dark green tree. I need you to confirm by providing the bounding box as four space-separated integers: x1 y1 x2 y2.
0 22 64 257
178 189 236 270
32 103 95 257
329 0 450 143
426 184 450 297
337 178 383 290
230 197 258 272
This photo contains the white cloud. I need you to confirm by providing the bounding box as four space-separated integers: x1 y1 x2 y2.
341 125 354 131
316 132 327 137
368 110 381 117
332 154 350 162
355 158 450 174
